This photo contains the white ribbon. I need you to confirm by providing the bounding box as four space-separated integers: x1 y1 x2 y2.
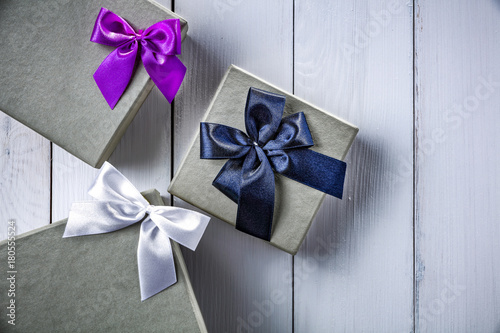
63 162 210 301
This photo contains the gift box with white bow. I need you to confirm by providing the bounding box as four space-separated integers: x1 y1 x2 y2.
0 0 187 167
169 65 359 255
0 164 209 332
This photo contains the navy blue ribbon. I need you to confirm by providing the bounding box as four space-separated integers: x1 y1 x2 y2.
200 87 347 241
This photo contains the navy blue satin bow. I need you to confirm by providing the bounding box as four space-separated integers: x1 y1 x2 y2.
200 87 347 241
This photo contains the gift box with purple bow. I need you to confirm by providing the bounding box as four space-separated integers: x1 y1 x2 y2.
169 65 359 254
0 0 187 167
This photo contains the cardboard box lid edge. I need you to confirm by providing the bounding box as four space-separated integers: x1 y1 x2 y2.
95 80 156 168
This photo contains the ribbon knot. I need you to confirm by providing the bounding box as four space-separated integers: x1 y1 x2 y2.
145 204 155 215
91 7 186 109
63 162 210 301
200 87 347 241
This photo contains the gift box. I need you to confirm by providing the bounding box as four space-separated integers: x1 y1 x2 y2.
168 65 359 255
0 189 207 332
0 0 187 168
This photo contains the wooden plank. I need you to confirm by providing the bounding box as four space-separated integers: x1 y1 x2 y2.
294 0 414 331
173 1 294 331
414 1 500 331
0 114 50 240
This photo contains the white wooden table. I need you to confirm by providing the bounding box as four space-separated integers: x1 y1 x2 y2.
1 0 499 331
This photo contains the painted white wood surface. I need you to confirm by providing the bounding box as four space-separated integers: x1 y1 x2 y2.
414 1 500 331
294 0 414 331
173 1 294 331
1 0 500 332
0 115 50 239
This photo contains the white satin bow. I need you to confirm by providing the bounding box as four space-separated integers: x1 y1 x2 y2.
63 162 210 301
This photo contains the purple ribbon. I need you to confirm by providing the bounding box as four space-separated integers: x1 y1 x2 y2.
91 7 186 109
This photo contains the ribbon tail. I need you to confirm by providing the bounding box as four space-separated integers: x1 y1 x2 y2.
63 201 142 237
142 50 186 103
94 42 138 109
213 158 246 203
269 148 347 199
236 148 275 241
138 219 176 301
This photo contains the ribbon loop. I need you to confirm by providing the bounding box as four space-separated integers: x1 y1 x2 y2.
88 161 149 209
201 87 347 241
91 7 186 108
90 8 136 47
200 123 253 159
149 206 210 251
141 20 182 55
262 112 314 151
245 87 286 145
64 162 210 301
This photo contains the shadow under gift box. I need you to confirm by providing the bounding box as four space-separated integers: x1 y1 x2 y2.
168 65 359 255
0 190 207 333
0 0 187 168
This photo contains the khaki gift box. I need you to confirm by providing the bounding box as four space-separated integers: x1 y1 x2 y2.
0 190 207 333
168 65 359 255
0 0 187 168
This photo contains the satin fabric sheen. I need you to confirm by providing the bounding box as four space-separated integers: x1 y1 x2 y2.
63 162 210 301
91 7 186 108
200 87 347 241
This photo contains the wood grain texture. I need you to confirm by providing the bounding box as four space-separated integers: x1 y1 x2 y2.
294 0 414 331
173 0 294 331
3 0 500 331
415 1 500 331
0 114 50 240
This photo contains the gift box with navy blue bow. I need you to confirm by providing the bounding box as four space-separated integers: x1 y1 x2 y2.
0 0 187 167
169 65 358 254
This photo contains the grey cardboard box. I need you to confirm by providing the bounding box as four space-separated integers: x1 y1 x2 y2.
168 65 359 255
0 0 187 168
0 190 207 333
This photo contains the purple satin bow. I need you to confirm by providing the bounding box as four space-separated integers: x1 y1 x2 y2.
91 7 186 109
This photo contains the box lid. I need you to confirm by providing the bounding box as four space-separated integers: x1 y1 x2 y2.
169 65 358 254
0 189 207 332
0 0 187 167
